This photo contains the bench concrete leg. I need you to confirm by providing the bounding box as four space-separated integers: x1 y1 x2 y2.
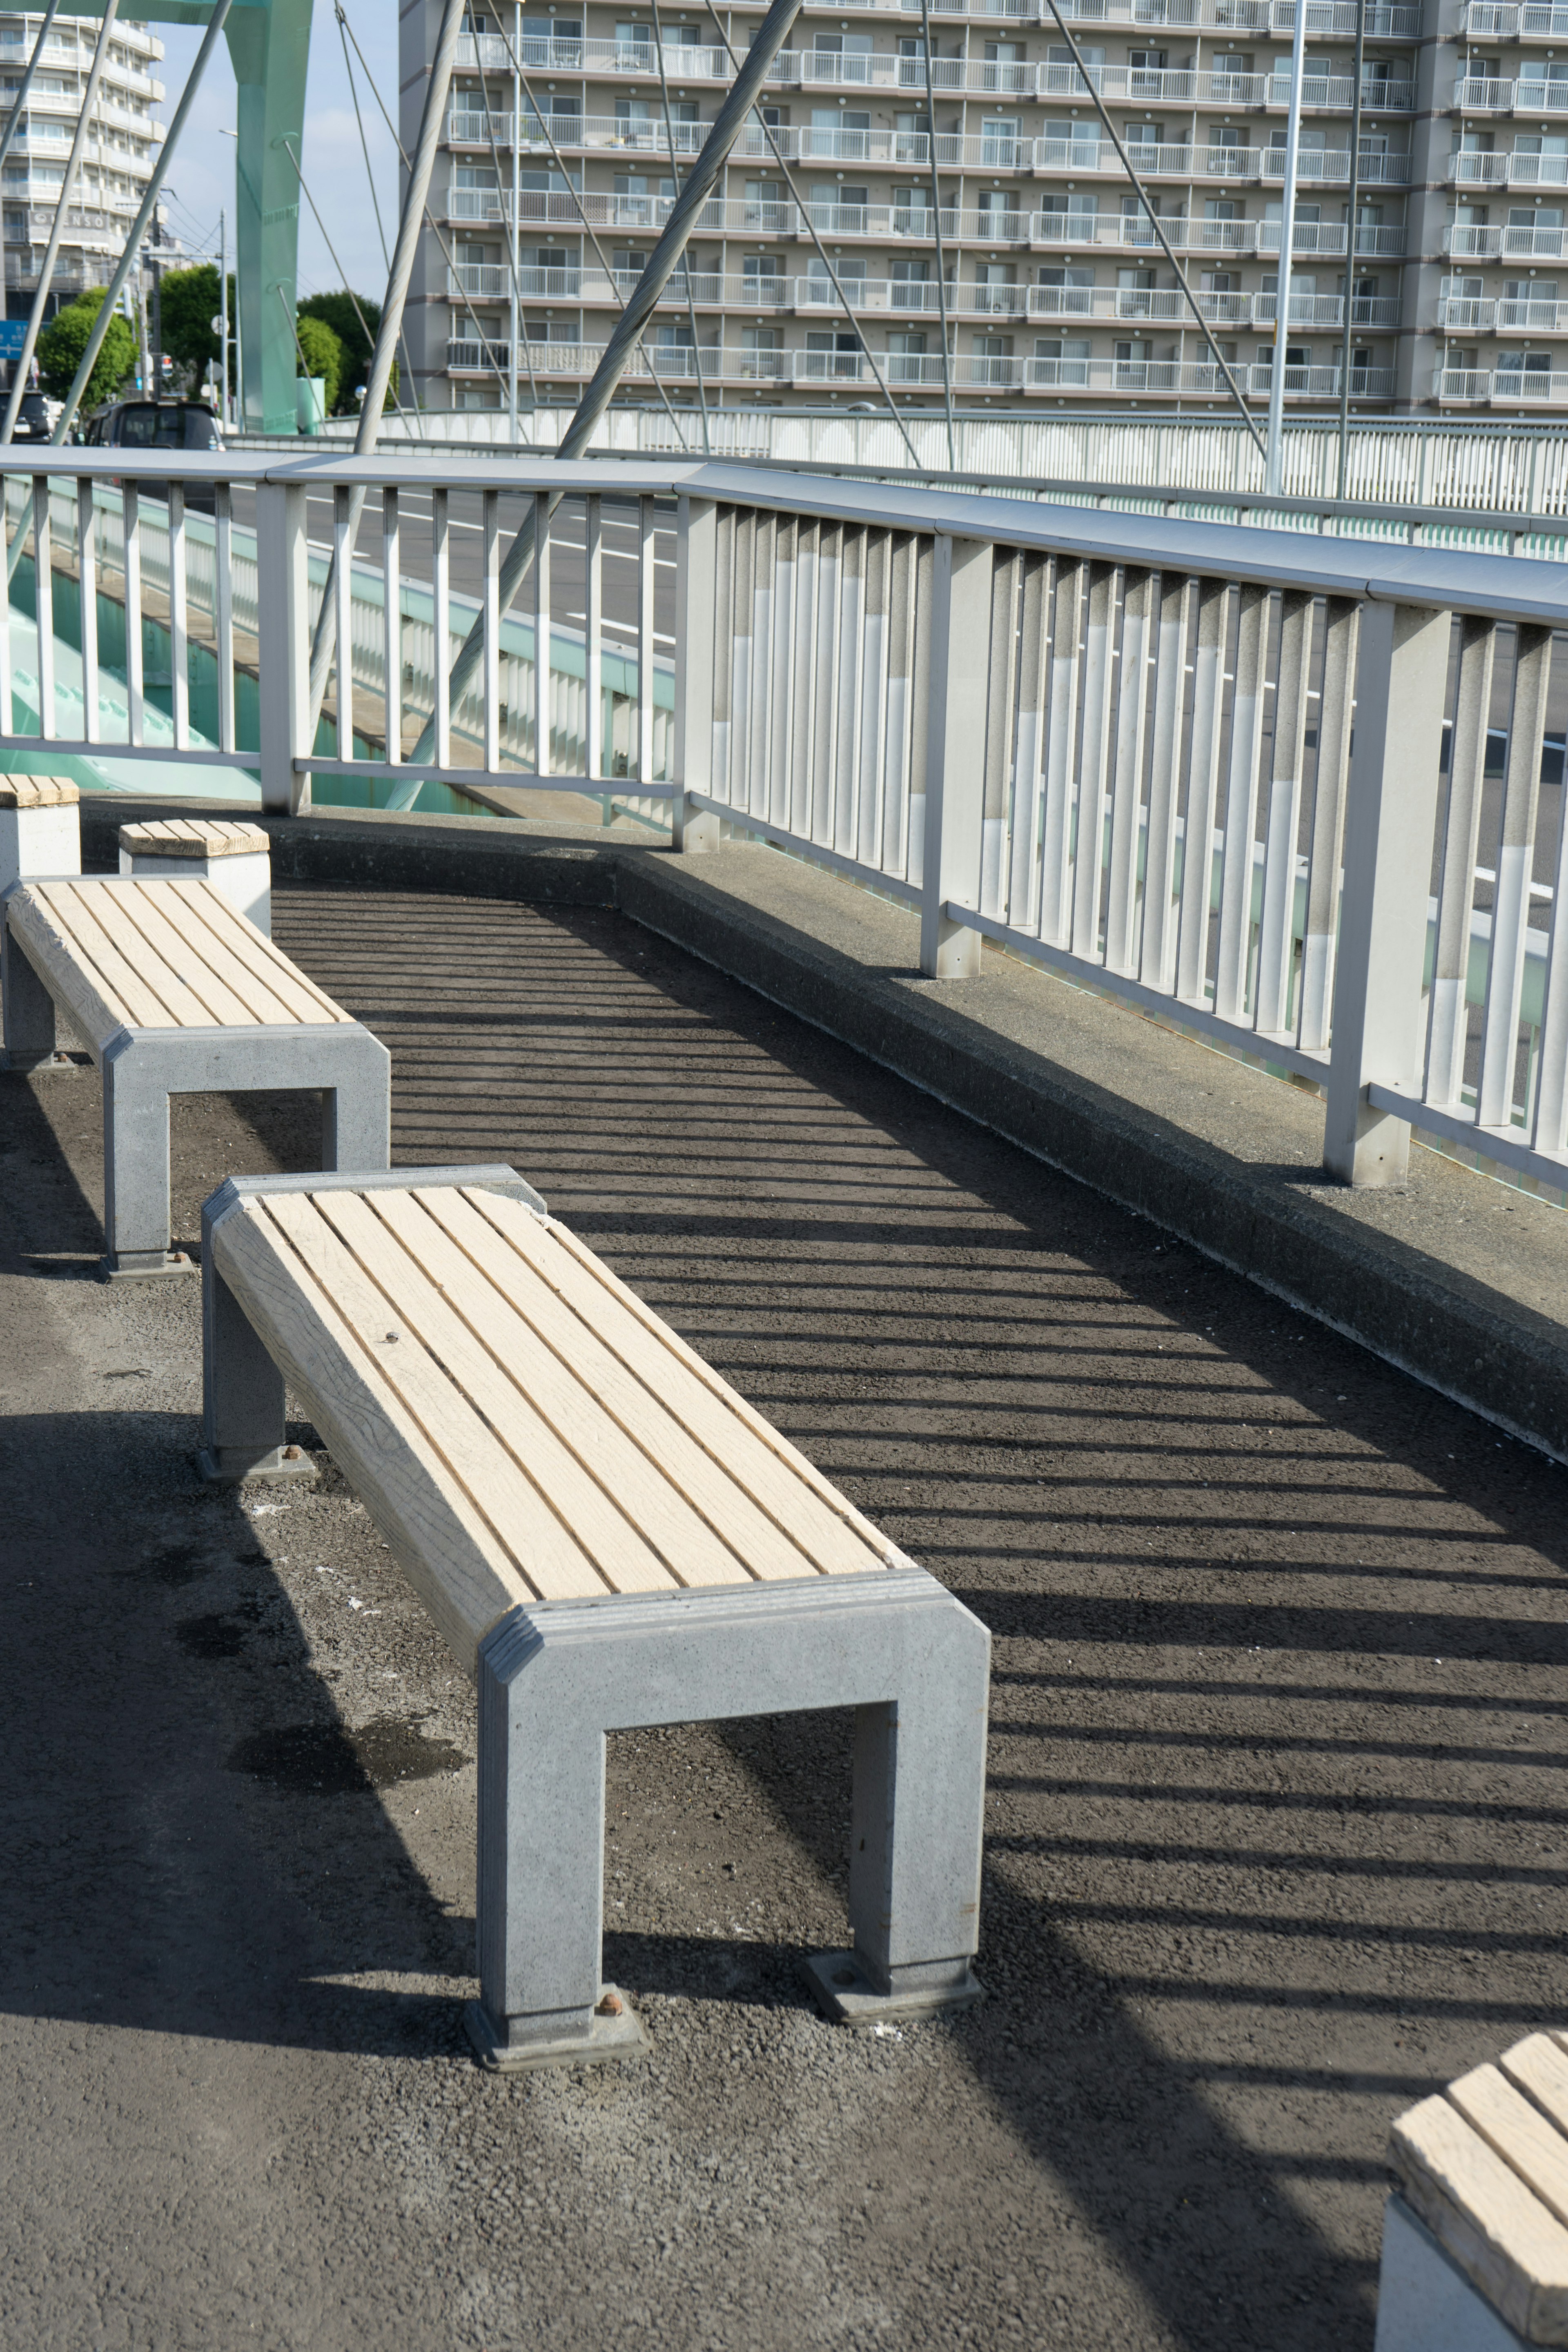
1 922 59 1071
197 1253 314 1483
321 1037 392 1174
468 1568 989 2071
100 1038 191 1278
1375 2195 1531 2351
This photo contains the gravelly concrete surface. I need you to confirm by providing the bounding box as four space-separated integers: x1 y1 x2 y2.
3 882 1568 2352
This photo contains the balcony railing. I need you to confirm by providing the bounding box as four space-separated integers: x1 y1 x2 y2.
1451 147 1568 185
1461 0 1568 30
1438 294 1568 331
1446 222 1568 256
28 445 1568 1222
1454 74 1568 111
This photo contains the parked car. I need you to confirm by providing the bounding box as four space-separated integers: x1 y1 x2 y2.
11 390 51 443
80 398 224 508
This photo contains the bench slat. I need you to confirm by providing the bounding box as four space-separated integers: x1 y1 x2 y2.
91 878 258 1028
311 1187 690 1596
1450 2062 1568 2234
465 1189 896 1579
369 1186 797 1590
216 1198 536 1663
1392 2092 1568 2345
1504 2039 1568 2147
543 1206 897 1560
20 881 183 1031
163 878 348 1025
258 1192 615 1604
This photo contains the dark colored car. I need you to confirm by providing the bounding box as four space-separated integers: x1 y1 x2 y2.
82 399 225 508
12 391 52 443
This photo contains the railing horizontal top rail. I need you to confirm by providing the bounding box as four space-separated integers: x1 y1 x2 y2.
17 450 1562 628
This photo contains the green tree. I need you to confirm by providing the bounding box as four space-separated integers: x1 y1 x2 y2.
36 288 137 412
294 312 343 416
155 262 238 393
299 289 397 414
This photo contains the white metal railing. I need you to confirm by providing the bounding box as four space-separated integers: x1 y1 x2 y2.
12 448 1568 1206
1437 365 1568 401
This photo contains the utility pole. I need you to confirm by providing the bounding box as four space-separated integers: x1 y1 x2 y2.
218 205 230 425
149 216 163 396
509 0 520 441
1336 0 1366 502
1266 0 1309 496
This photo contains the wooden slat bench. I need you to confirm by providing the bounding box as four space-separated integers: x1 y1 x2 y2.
200 1164 990 2071
2 877 390 1277
1379 2034 1568 2348
119 817 272 935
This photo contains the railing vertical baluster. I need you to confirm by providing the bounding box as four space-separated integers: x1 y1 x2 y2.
979 549 1018 924
1254 588 1314 1038
919 533 992 980
585 494 603 797
168 484 189 753
884 533 917 882
1213 583 1270 1022
123 484 143 749
1140 575 1194 994
788 517 818 842
214 484 235 755
332 486 354 762
1298 597 1356 1054
1040 557 1083 950
730 507 755 811
834 527 864 858
254 480 310 815
706 504 732 806
1176 577 1229 1009
860 530 890 873
483 488 501 776
637 493 656 786
1105 567 1154 976
1323 601 1454 1186
32 477 53 740
746 510 773 820
1071 562 1117 962
673 492 719 850
1529 729 1568 1158
770 516 797 832
1006 551 1047 936
810 522 840 847
78 478 99 748
432 486 451 771
1427 612 1494 1105
1477 623 1553 1132
382 490 401 772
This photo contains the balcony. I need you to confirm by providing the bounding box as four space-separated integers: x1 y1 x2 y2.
1454 74 1568 111
1447 221 1568 255
1461 0 1568 29
1435 359 1568 396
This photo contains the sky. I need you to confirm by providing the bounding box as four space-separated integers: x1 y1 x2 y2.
151 4 401 301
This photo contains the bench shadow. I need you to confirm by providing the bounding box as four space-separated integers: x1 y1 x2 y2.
0 1406 476 2063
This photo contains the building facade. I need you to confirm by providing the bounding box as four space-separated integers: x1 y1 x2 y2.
0 11 165 318
398 0 1568 416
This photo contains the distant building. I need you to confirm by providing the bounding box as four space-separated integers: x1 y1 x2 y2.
0 10 167 321
396 0 1568 420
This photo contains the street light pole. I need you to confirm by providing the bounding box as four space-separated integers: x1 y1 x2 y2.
1266 0 1309 495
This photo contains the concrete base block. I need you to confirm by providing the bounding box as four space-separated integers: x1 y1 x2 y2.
1375 2195 1531 2352
102 1250 198 1281
802 1949 986 2027
0 1049 85 1074
463 1995 648 2074
197 1444 319 1486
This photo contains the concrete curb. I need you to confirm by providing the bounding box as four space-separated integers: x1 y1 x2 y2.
618 855 1568 1466
74 795 1568 1462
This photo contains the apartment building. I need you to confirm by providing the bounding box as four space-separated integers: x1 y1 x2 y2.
0 11 165 316
399 0 1563 416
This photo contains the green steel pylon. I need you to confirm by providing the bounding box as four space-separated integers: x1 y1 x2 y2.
76 0 314 433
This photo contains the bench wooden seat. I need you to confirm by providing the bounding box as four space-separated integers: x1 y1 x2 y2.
200 1164 990 2071
1379 2034 1568 2348
2 875 389 1276
119 818 272 934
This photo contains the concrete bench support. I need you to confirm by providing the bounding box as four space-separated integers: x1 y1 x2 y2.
473 1566 988 2069
119 818 272 935
1376 2196 1534 2352
199 1165 990 2069
4 876 390 1276
0 774 79 896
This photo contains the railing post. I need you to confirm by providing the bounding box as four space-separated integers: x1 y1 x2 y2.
1322 598 1452 1188
919 532 991 979
255 481 311 817
673 492 720 852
